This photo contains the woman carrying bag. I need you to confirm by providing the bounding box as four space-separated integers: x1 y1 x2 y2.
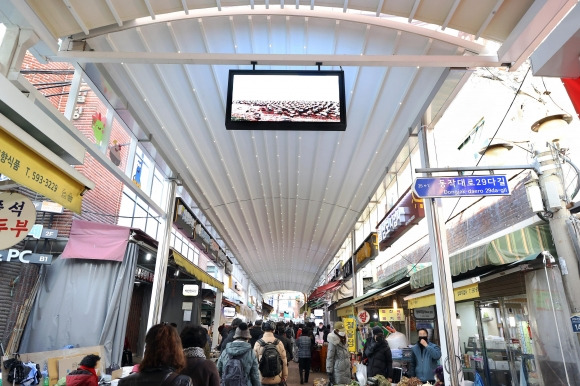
326 322 351 385
363 326 393 382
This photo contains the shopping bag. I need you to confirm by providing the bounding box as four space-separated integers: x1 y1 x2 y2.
474 372 485 386
356 363 367 386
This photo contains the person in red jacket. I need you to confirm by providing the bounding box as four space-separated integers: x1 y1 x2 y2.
66 354 100 386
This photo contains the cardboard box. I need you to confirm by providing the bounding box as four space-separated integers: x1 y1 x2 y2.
1 346 105 386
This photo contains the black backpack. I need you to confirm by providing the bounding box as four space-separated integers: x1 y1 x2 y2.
258 339 282 378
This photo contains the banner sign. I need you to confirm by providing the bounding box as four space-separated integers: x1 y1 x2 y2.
379 308 405 322
174 198 196 240
357 310 370 324
0 191 36 249
354 233 379 271
0 127 86 213
377 188 424 251
0 249 53 264
342 257 353 278
343 317 356 353
413 306 435 319
183 284 199 296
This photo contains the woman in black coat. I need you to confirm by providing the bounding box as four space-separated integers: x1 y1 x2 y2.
363 326 393 380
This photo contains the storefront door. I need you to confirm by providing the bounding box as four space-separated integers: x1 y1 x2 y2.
472 298 539 386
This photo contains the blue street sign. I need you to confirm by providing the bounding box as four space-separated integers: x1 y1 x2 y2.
413 175 511 198
572 315 580 333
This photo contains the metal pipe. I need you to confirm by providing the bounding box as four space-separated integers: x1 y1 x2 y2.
146 179 177 331
542 252 571 385
415 163 539 173
418 122 462 386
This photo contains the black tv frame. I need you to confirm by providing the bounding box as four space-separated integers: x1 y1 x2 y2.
225 69 347 131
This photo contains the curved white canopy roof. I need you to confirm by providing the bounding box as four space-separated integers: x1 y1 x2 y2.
1 0 574 293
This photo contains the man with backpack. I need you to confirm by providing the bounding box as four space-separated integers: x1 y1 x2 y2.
253 321 288 386
217 323 261 386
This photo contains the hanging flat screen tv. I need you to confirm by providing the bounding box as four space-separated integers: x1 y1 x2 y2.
225 70 346 131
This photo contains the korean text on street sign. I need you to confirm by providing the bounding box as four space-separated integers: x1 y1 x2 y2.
413 175 510 198
572 315 580 333
0 192 36 249
343 317 356 353
0 127 86 213
379 308 405 322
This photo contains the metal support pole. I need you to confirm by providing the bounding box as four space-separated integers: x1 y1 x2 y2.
350 230 358 352
64 69 82 120
418 122 463 386
536 147 580 346
212 289 223 349
146 179 177 331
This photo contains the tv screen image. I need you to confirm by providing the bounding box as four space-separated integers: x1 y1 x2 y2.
226 70 346 131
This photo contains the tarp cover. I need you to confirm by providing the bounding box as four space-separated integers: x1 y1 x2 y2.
61 219 131 261
19 243 138 366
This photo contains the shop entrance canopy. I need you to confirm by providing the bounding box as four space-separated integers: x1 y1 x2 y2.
172 249 224 292
410 224 556 289
309 280 342 301
0 0 574 294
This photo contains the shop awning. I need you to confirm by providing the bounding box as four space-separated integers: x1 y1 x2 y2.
61 219 130 261
410 224 556 289
172 250 224 292
223 298 240 313
370 266 419 290
405 279 481 309
563 78 580 117
308 280 342 301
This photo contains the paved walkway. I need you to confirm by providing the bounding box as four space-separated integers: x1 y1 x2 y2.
286 360 330 386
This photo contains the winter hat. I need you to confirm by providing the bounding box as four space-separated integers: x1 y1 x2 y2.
234 323 251 340
231 318 243 328
334 321 346 337
372 326 384 336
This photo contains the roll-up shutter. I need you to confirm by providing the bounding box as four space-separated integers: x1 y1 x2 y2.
478 271 527 300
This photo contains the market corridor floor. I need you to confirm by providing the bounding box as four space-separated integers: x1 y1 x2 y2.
285 361 330 386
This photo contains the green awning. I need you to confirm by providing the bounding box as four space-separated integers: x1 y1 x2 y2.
370 266 415 290
410 224 556 289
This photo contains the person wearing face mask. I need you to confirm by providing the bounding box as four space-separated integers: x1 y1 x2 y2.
408 328 441 383
326 322 352 385
363 326 393 380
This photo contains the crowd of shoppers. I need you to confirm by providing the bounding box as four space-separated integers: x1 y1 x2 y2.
115 319 440 386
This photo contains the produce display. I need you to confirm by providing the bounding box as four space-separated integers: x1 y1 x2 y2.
397 376 424 386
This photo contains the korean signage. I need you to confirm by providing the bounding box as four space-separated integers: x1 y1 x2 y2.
0 127 87 213
354 233 379 270
377 188 425 251
407 283 480 309
343 317 356 353
327 261 342 283
357 310 370 324
413 306 435 320
183 284 199 296
224 307 236 317
0 192 36 249
174 198 196 240
33 201 63 213
379 308 405 322
413 175 510 198
342 257 353 278
0 249 53 265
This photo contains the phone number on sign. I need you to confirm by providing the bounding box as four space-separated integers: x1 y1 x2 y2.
25 168 58 192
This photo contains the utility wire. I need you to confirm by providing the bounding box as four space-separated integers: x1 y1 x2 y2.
445 66 532 224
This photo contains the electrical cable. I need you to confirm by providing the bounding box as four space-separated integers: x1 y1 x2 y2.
541 77 573 117
444 66 532 224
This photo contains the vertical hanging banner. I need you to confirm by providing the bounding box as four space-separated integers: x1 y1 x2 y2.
343 317 357 353
0 192 36 249
0 127 88 213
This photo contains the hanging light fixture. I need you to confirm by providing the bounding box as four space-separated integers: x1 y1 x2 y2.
146 253 152 261
393 298 398 309
456 313 462 327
